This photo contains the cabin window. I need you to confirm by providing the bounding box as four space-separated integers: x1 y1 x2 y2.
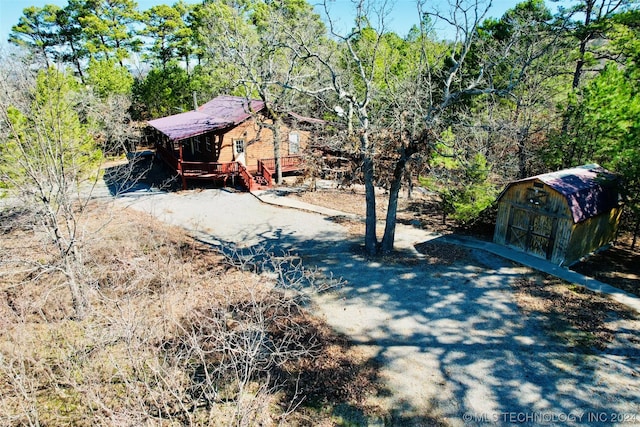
205 136 212 152
234 139 245 155
289 132 300 154
194 137 201 153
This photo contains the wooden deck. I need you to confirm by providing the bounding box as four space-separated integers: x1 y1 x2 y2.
156 145 303 190
259 156 304 173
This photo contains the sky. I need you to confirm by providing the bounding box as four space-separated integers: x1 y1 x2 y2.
0 0 204 45
0 0 567 48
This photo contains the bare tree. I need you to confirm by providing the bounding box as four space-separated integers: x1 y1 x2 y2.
0 53 142 319
197 1 326 184
464 0 569 180
284 0 399 255
0 63 94 319
283 0 538 254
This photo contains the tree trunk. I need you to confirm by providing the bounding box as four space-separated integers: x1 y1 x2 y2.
405 166 413 200
49 203 87 320
41 45 51 69
68 39 85 84
66 256 87 320
632 213 639 250
561 0 595 136
513 98 529 179
273 120 283 184
380 157 407 254
361 132 377 256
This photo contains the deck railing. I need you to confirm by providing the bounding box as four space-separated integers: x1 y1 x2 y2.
155 146 304 191
237 164 255 191
259 155 303 172
256 160 273 187
180 160 239 176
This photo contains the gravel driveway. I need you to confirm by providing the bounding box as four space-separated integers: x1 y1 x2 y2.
120 188 640 426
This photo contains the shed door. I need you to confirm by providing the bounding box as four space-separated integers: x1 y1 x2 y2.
506 207 556 259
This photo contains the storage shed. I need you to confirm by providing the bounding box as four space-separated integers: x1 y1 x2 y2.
493 164 622 266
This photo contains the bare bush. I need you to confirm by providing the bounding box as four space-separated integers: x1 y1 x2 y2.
0 55 147 320
157 243 340 425
0 203 373 425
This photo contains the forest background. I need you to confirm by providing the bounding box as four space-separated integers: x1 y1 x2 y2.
3 0 638 255
0 0 639 424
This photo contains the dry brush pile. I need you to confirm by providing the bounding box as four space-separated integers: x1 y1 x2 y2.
0 201 378 426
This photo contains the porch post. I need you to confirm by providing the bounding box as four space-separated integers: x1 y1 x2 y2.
178 143 187 190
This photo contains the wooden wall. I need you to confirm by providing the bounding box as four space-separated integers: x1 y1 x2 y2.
493 179 620 265
494 180 573 243
565 207 623 265
218 118 309 171
175 116 309 171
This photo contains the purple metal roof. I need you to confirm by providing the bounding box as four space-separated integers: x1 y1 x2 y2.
508 164 620 223
147 96 266 141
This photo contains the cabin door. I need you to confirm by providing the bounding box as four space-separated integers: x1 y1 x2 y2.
506 207 556 259
233 138 246 166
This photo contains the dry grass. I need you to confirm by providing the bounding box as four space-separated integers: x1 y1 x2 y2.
414 242 471 265
510 275 637 350
289 186 640 353
287 188 389 219
287 186 495 240
571 244 640 298
0 200 381 426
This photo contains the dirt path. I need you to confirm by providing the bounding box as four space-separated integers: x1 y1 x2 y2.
120 188 640 426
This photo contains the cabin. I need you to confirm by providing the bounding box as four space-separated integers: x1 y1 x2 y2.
493 164 623 266
146 95 319 190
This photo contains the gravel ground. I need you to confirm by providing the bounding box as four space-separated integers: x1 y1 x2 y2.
118 187 640 426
